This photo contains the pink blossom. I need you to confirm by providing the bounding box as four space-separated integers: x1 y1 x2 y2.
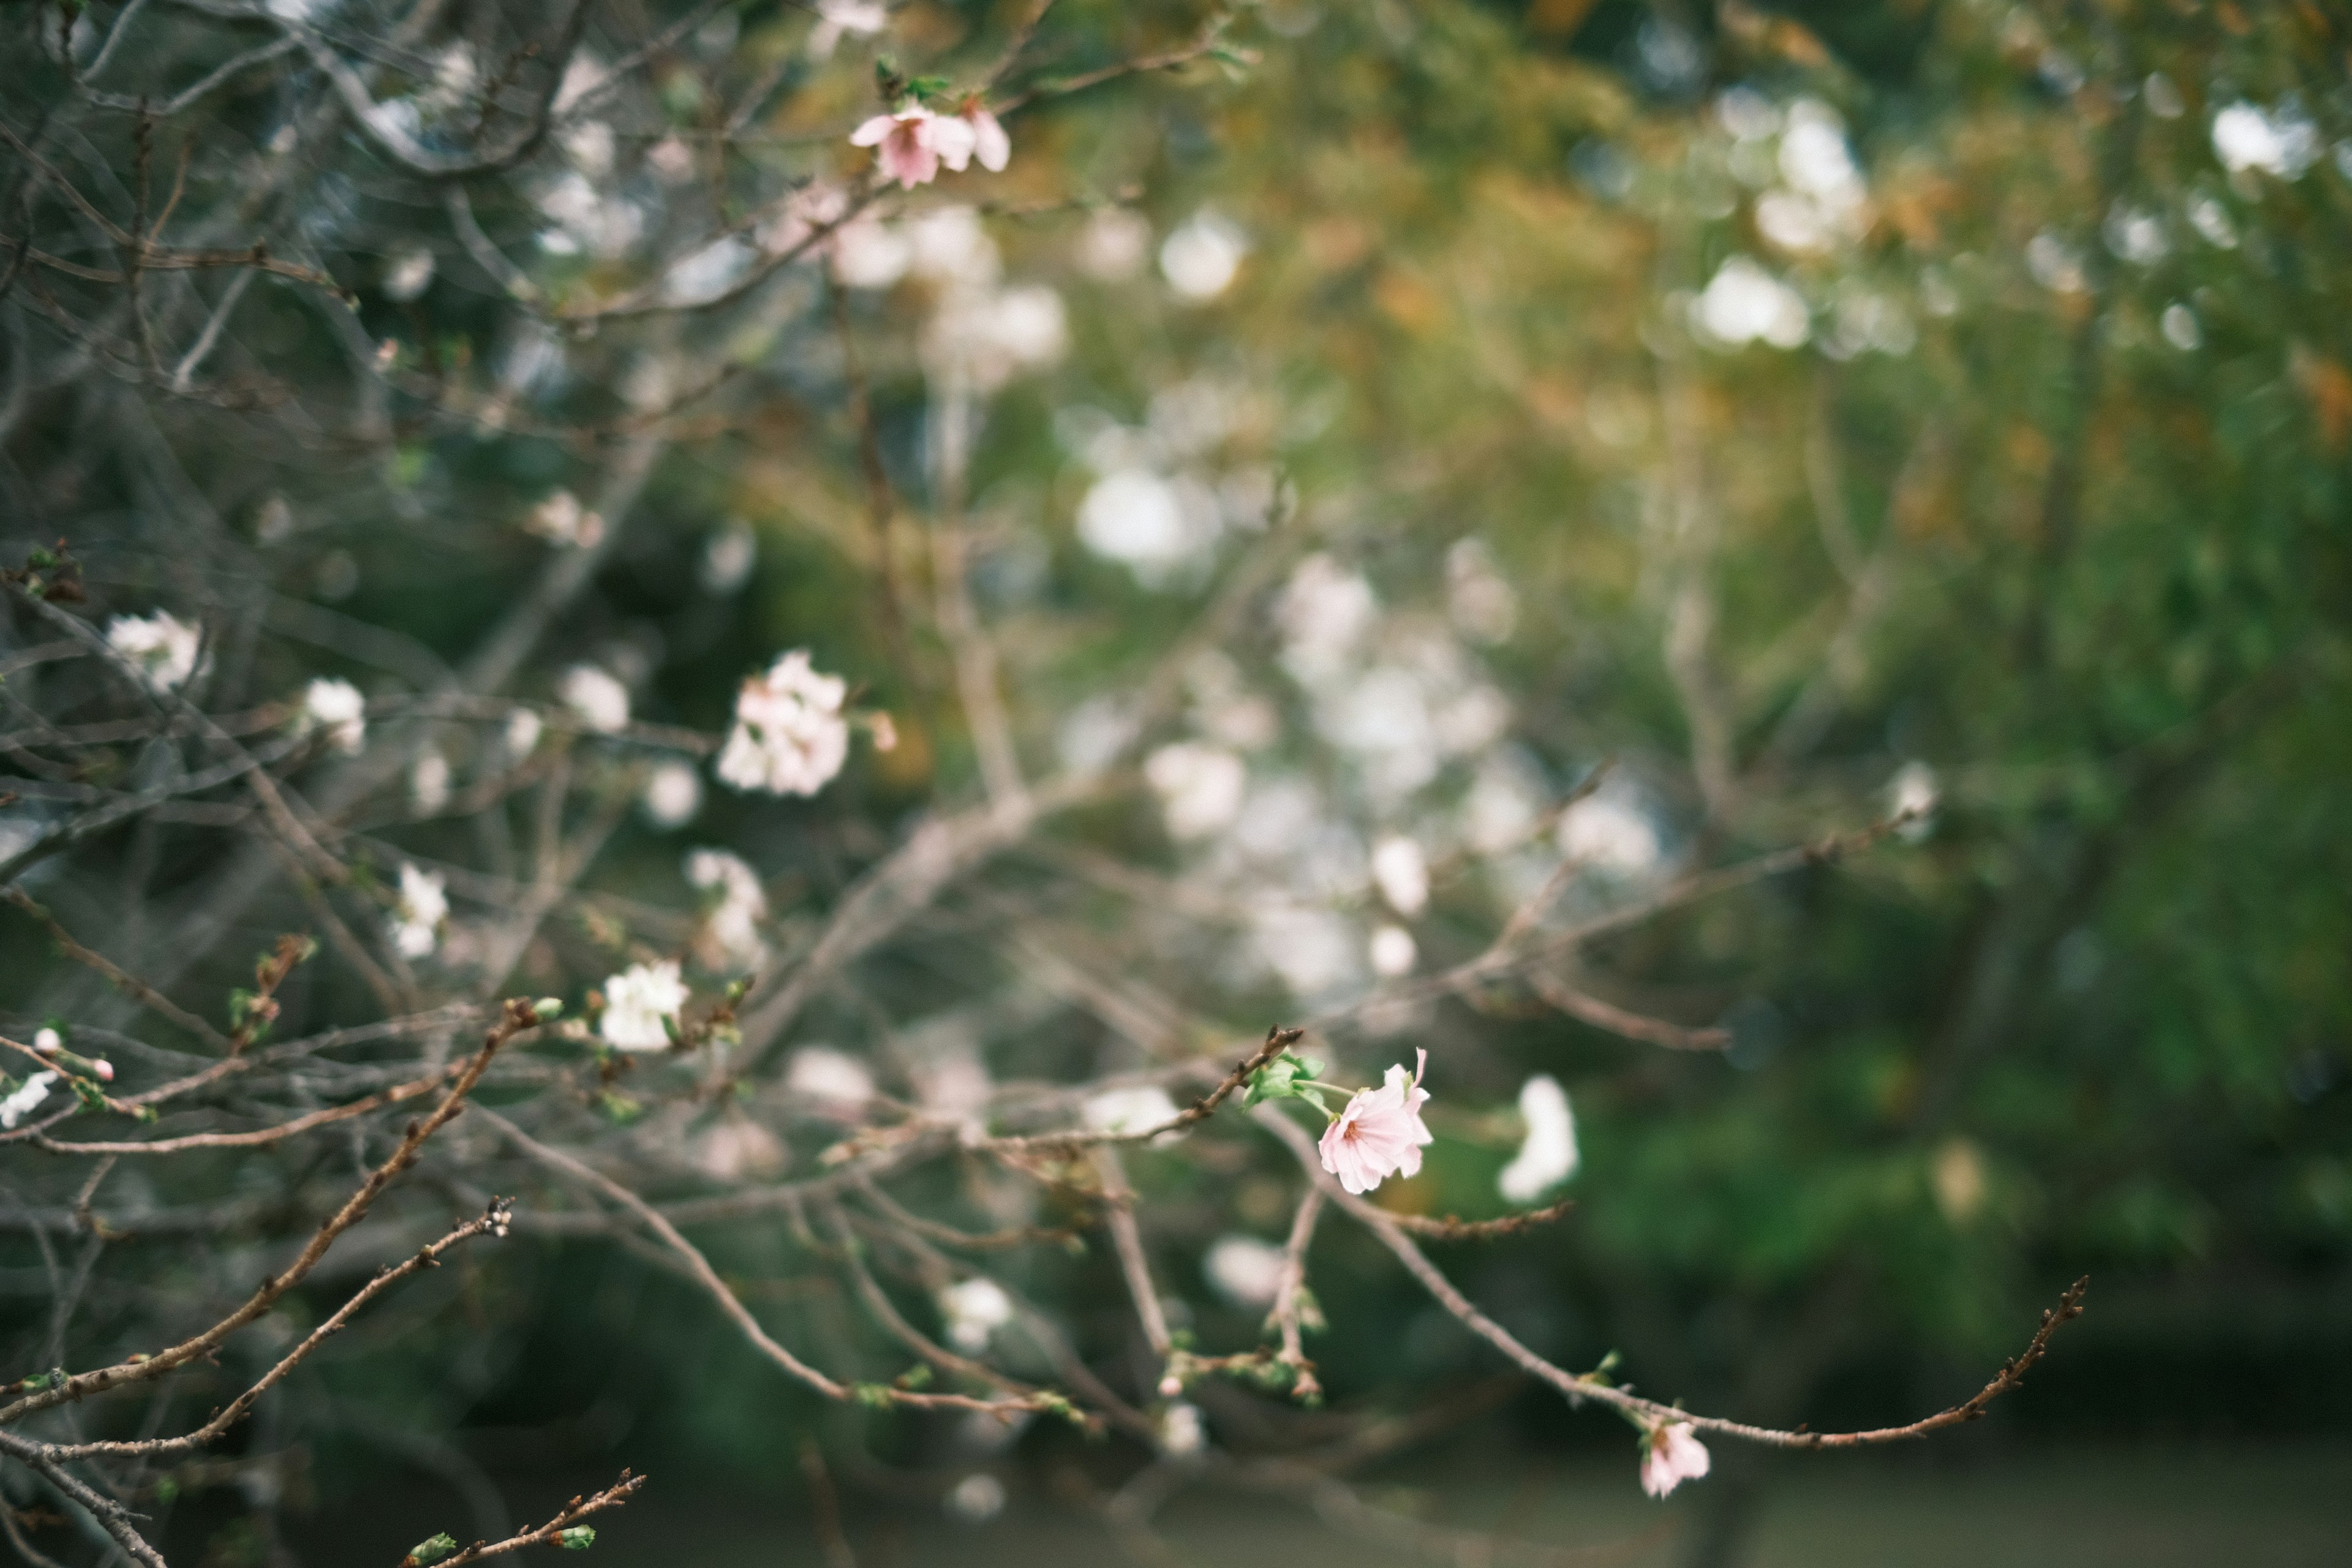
91 1060 115 1083
1317 1048 1433 1195
1639 1420 1711 1498
850 107 977 190
956 100 1010 172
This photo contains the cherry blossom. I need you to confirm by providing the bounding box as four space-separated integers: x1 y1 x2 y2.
785 1046 874 1112
557 664 631 733
300 677 368 756
107 611 202 694
1640 1420 1711 1498
1317 1049 1433 1195
1498 1074 1578 1203
851 106 976 190
0 1071 56 1129
599 959 688 1052
715 650 851 797
32 1029 60 1056
954 99 1011 173
938 1277 1014 1352
685 848 767 971
642 760 703 828
389 864 447 960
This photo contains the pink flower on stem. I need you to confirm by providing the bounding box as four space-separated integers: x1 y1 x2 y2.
850 106 977 190
1317 1048 1433 1195
1639 1420 1711 1499
90 1060 115 1083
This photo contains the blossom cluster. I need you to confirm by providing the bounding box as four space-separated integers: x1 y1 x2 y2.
716 650 850 796
851 100 1009 190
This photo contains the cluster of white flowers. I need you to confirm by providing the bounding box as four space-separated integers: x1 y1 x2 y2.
106 611 202 694
715 651 850 796
388 863 447 960
299 677 367 756
1754 99 1868 255
685 848 767 972
599 959 688 1051
0 1071 56 1129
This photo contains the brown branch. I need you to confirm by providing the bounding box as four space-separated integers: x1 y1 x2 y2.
1389 1199 1576 1242
31 1065 460 1156
987 1025 1302 1153
1523 971 1730 1053
0 999 548 1425
31 1202 514 1460
411 1469 644 1567
1256 1106 2086 1450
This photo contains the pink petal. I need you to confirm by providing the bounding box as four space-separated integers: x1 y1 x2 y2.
926 115 978 171
850 114 899 148
971 111 1011 172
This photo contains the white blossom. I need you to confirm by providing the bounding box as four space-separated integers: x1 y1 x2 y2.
642 760 703 828
695 1116 786 1182
938 1277 1015 1353
599 959 688 1051
1276 556 1378 687
715 651 850 796
32 1028 61 1055
1370 835 1430 917
505 707 544 759
410 749 451 816
1159 208 1249 300
383 246 435 301
2161 303 2203 352
1559 791 1662 876
1369 923 1418 978
699 524 756 593
1083 1084 1179 1136
2212 101 2318 178
1077 208 1152 280
785 1046 873 1110
1498 1075 1578 1203
524 489 603 548
558 665 631 733
807 0 886 59
388 864 447 960
1144 743 1246 840
686 848 767 971
1076 468 1219 583
1203 1234 1289 1310
1691 258 1809 349
1159 1401 1207 1457
106 612 202 694
945 1472 1006 1523
0 1071 56 1129
300 678 367 755
1888 760 1939 843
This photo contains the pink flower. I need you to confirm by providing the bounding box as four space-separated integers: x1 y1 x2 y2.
956 100 1011 172
1640 1420 1711 1499
850 106 977 190
91 1060 115 1083
1317 1048 1433 1195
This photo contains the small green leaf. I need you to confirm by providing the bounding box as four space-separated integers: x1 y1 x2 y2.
406 1533 459 1567
556 1526 597 1550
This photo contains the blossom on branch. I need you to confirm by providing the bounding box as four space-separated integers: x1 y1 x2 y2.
1640 1420 1711 1498
0 1071 56 1129
107 611 202 694
600 959 688 1052
1317 1049 1433 1195
558 665 631 733
851 106 975 190
389 864 447 960
938 1276 1014 1352
1498 1074 1578 1203
300 677 368 756
715 651 850 796
954 99 1010 173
